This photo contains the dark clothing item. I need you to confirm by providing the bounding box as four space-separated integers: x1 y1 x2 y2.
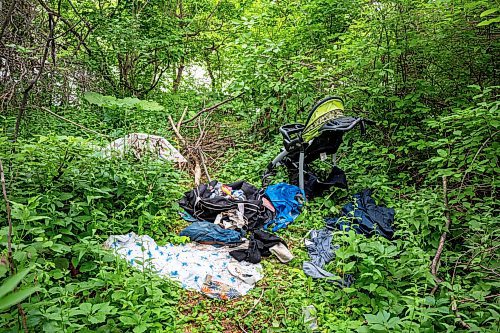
303 166 348 199
180 222 242 245
303 229 353 288
230 230 284 264
305 229 336 267
179 180 274 231
326 189 395 240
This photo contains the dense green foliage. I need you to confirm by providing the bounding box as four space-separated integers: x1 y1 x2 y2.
0 0 498 332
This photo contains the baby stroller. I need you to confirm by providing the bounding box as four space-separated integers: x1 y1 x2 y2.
262 96 373 198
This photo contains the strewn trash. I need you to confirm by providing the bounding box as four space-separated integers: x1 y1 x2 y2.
102 133 187 162
104 232 263 299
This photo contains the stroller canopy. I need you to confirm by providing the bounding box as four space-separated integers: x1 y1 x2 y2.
302 97 345 142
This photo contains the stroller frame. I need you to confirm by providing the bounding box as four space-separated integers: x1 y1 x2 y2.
263 96 373 198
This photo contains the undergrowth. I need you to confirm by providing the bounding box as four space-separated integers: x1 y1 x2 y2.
0 91 498 332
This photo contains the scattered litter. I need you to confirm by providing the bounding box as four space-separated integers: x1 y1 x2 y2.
214 209 247 230
325 189 395 239
201 275 241 300
102 133 187 162
264 182 304 231
180 180 295 264
303 229 354 288
270 242 294 263
230 230 292 264
104 232 263 298
228 262 261 285
179 180 274 230
303 305 319 332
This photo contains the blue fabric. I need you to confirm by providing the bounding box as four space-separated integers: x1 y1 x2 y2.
264 183 304 232
303 229 354 288
180 222 242 245
179 211 202 223
325 189 395 239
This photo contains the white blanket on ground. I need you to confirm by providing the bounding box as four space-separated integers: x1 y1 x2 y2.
104 232 263 296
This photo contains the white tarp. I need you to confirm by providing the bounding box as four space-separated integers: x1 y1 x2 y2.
103 133 187 162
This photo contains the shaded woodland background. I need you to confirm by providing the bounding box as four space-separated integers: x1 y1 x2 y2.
0 0 498 332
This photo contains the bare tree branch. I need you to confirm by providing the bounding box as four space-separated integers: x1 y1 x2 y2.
182 93 243 125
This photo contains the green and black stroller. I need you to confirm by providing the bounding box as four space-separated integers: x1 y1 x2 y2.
262 96 373 198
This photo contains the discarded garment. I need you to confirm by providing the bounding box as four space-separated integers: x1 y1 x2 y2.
230 230 292 264
270 243 294 263
303 229 353 288
264 183 304 231
102 133 187 162
214 209 247 230
179 180 274 230
104 232 263 297
179 222 243 245
325 189 395 239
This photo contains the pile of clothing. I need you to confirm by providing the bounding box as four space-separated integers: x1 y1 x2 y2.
178 180 304 264
104 179 395 300
104 180 304 300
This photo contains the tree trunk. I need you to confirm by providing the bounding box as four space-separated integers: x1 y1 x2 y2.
172 56 185 92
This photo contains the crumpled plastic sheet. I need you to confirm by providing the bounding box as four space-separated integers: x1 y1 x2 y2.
101 133 187 162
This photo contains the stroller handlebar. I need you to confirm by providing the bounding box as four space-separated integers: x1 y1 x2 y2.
320 117 374 132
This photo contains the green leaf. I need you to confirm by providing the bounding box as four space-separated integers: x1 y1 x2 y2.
0 287 38 311
80 262 98 272
133 324 148 333
480 8 499 17
79 303 93 314
478 17 500 26
120 316 138 326
343 261 356 272
437 149 448 157
83 92 111 107
0 267 31 299
89 313 106 324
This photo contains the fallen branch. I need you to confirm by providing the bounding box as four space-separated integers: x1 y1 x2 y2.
429 176 470 329
431 176 451 287
199 150 211 183
177 106 188 131
194 157 201 186
169 109 233 186
181 93 243 125
451 297 471 330
238 289 265 333
242 288 265 319
41 107 110 138
457 294 499 303
168 115 186 145
459 130 499 192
